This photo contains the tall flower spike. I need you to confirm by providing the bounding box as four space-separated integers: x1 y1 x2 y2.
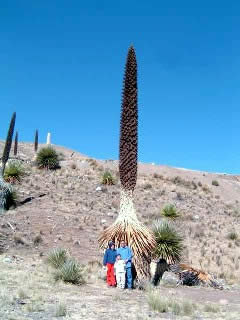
119 46 138 191
99 47 156 280
1 112 16 175
14 131 18 157
34 130 39 153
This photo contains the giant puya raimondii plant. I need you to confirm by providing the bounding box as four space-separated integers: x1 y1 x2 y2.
0 112 16 212
99 47 156 279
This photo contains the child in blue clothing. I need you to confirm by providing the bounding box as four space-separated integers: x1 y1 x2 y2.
103 241 117 287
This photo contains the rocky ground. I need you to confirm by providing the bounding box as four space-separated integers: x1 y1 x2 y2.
0 252 240 320
0 141 240 319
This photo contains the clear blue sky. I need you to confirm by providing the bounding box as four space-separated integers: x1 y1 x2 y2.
0 1 239 173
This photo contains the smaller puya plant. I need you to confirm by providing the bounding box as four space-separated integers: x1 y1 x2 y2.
14 131 18 157
0 112 16 212
1 112 16 174
34 129 38 153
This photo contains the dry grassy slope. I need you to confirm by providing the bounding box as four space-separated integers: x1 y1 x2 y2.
0 141 240 283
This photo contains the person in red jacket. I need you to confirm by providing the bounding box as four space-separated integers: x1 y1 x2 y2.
103 241 117 287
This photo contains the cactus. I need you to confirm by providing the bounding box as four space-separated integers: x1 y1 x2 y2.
34 130 38 152
14 131 18 156
1 112 16 175
98 47 156 279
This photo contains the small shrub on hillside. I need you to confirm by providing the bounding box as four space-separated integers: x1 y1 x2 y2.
33 234 43 245
176 192 183 200
54 259 85 285
153 221 184 263
171 176 192 189
147 291 168 313
46 248 68 269
161 205 180 220
4 161 25 183
58 152 65 161
153 173 164 179
143 183 152 190
14 234 26 245
147 291 195 316
182 300 195 316
212 180 219 186
36 147 60 170
202 185 211 193
17 288 29 299
70 163 77 170
233 209 240 217
227 231 238 241
101 171 115 185
204 304 220 313
55 303 67 317
191 181 197 189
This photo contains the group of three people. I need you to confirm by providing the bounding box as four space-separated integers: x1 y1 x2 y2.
103 239 133 289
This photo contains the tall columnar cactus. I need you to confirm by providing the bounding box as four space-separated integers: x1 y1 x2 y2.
98 47 156 279
34 130 39 153
14 131 18 157
1 112 16 175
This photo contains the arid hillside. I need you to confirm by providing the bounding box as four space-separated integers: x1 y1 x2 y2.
0 141 239 282
1 141 240 320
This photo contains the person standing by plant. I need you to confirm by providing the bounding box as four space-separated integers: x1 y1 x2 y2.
114 254 126 289
103 241 117 287
117 240 133 289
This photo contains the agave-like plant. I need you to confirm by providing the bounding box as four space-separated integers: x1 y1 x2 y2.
153 220 184 264
4 160 25 184
36 146 60 170
161 204 180 220
98 46 156 279
101 171 115 185
54 259 85 285
46 248 68 269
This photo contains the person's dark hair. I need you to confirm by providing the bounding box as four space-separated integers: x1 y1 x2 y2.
108 241 115 247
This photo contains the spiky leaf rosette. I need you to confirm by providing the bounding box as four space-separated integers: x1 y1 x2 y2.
153 221 184 264
14 131 18 156
2 112 16 174
34 130 38 152
98 189 156 279
119 46 138 192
